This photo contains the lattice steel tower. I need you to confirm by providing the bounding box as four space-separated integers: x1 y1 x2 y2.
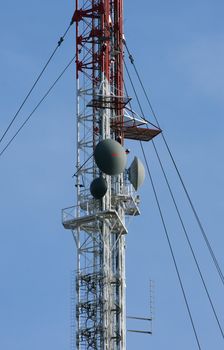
62 1 160 349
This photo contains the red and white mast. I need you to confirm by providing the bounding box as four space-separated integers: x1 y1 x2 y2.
62 1 159 348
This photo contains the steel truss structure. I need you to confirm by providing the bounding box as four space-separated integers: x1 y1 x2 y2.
62 1 156 349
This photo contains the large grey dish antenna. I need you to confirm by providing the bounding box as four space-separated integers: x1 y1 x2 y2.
94 139 127 175
128 156 145 191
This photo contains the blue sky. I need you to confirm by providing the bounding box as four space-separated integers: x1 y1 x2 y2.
0 1 224 349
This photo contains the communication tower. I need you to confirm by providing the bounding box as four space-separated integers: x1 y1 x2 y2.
62 1 160 349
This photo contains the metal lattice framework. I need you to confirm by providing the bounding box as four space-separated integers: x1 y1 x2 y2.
62 1 153 349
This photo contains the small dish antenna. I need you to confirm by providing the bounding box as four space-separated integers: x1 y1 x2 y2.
128 156 145 190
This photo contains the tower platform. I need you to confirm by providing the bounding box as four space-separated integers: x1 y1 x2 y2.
62 206 128 234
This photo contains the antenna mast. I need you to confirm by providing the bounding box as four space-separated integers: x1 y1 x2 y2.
62 1 160 349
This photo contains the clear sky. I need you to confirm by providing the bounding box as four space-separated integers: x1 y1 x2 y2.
0 1 224 349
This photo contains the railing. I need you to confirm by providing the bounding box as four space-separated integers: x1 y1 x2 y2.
62 205 79 226
62 201 98 226
62 182 140 228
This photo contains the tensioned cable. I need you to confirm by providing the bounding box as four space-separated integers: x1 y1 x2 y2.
72 153 94 178
123 64 201 349
152 141 224 339
0 21 74 146
140 141 202 350
124 61 224 339
124 40 224 287
0 55 76 158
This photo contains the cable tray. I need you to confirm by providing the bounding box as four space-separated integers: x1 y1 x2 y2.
87 95 131 109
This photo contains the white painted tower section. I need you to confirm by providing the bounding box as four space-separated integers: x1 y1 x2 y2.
62 1 146 349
